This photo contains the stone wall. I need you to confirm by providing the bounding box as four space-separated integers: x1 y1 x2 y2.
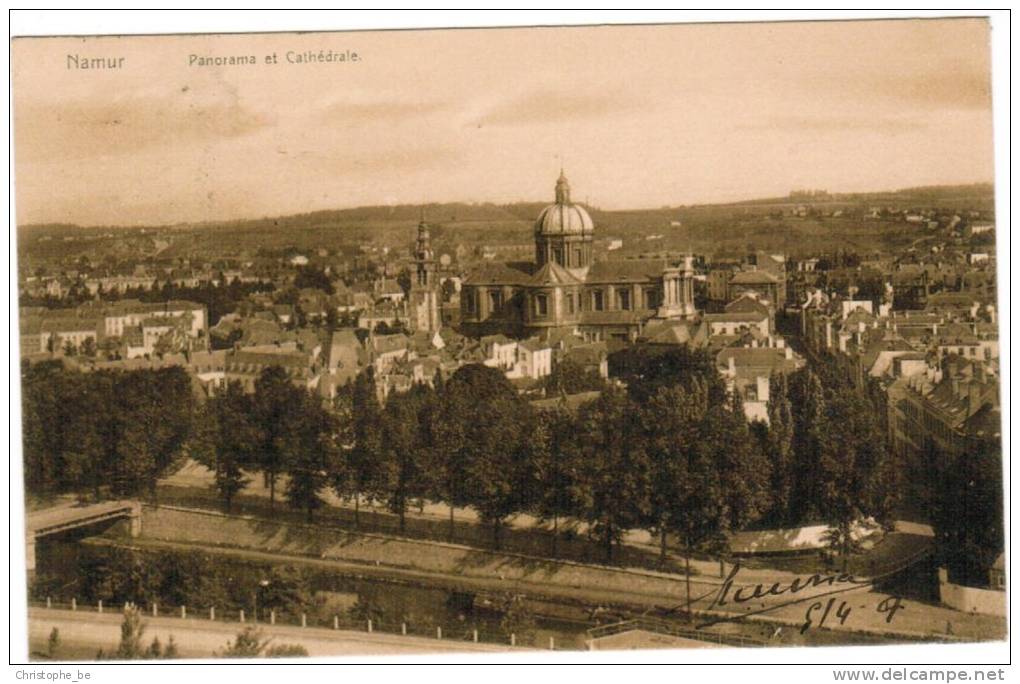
938 568 1006 617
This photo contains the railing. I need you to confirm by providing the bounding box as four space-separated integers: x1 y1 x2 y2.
29 598 573 650
586 617 767 648
32 507 136 537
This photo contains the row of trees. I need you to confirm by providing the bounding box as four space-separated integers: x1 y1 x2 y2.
24 342 898 569
23 361 195 501
199 344 894 569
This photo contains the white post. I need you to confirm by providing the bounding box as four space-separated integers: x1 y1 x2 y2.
152 603 157 617
367 619 373 633
473 629 478 643
181 606 186 619
549 636 555 650
97 600 103 614
436 626 442 639
270 610 275 625
333 615 339 630
46 597 51 609
239 609 245 623
210 606 215 621
301 613 307 628
71 598 76 611
401 623 407 636
511 633 516 647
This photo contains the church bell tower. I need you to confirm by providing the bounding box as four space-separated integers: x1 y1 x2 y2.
410 211 441 334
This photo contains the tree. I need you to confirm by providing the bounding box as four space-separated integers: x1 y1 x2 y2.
377 385 431 534
336 369 383 529
203 381 256 513
47 628 60 658
96 606 178 660
79 336 97 358
543 357 605 395
292 266 334 294
284 393 337 522
787 368 826 523
764 372 795 524
813 393 892 570
577 386 650 562
252 366 304 511
442 364 534 549
930 442 1004 586
609 345 725 404
642 382 709 566
217 627 269 657
427 374 474 542
532 405 588 557
713 390 771 531
499 593 536 646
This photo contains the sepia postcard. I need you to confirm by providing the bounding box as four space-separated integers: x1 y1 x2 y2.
10 14 1007 668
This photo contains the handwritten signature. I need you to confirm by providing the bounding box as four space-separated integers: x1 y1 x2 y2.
674 563 906 632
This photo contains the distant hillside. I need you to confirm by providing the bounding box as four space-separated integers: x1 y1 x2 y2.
17 183 995 263
722 183 994 210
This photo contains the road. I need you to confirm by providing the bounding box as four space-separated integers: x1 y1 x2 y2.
27 607 510 660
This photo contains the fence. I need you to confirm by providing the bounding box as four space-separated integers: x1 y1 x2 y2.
29 597 571 650
586 617 766 649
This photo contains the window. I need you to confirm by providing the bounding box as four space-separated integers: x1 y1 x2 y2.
618 289 631 310
592 290 604 311
574 248 583 266
489 290 503 311
553 246 564 266
645 288 661 310
566 293 575 314
464 289 475 314
535 294 548 316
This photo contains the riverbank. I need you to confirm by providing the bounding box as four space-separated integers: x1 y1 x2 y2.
96 505 1005 645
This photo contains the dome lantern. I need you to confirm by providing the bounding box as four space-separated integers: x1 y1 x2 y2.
534 171 594 270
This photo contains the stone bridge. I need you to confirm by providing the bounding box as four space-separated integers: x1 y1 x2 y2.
26 500 141 572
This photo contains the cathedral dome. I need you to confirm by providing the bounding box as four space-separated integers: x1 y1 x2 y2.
534 171 594 237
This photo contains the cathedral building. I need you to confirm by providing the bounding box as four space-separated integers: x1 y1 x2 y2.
459 171 699 343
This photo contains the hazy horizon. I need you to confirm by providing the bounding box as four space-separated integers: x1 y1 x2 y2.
15 178 996 231
12 19 995 226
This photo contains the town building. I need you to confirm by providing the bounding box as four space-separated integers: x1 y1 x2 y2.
459 172 698 343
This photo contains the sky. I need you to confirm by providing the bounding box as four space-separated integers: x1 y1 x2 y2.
12 18 995 226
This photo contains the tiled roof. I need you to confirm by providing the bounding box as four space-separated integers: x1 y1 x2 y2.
586 258 667 283
730 269 778 284
580 310 644 326
372 333 409 355
640 320 708 346
717 347 801 374
463 262 535 286
704 311 767 323
529 261 583 286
